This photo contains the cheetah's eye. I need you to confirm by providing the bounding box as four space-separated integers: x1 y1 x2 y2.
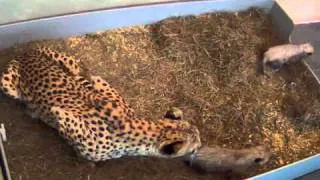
270 61 282 70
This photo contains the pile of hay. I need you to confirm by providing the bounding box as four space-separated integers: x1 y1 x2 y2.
0 8 319 179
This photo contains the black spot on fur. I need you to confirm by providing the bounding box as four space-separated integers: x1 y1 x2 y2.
2 87 8 92
83 114 89 118
91 120 97 124
105 109 112 117
116 133 125 137
93 112 100 117
112 102 118 108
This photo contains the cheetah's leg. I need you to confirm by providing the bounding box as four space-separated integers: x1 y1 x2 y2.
25 103 42 119
0 59 21 99
73 75 121 98
23 103 59 129
35 46 81 75
90 75 123 100
25 107 40 119
51 107 84 140
73 75 135 118
50 106 99 161
90 75 135 116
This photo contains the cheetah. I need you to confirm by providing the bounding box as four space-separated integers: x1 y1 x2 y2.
0 47 201 162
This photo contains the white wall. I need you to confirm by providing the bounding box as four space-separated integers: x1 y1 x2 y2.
0 0 173 24
0 0 274 49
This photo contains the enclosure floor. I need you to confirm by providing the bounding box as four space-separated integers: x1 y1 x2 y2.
0 9 319 180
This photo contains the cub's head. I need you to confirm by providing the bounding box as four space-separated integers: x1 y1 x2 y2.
300 43 315 55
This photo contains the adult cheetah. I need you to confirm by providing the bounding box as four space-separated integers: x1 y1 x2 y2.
0 47 201 162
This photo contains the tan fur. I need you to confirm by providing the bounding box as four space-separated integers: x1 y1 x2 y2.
263 43 314 64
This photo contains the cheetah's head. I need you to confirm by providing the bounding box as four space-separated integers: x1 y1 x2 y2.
150 121 201 158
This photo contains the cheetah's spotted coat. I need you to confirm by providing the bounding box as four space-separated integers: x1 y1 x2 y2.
0 47 201 162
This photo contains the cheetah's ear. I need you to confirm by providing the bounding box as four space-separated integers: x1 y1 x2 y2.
164 107 183 120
